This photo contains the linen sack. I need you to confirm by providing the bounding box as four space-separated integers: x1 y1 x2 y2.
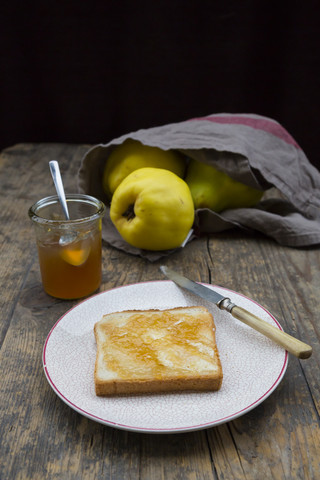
78 113 320 260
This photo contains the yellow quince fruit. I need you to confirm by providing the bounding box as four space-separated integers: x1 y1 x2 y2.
185 158 263 212
102 139 186 199
110 167 194 251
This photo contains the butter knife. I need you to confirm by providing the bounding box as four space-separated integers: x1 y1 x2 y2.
160 266 312 359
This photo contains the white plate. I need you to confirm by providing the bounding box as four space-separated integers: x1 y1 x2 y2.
43 281 288 433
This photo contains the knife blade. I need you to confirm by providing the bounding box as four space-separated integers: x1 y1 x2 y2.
160 266 312 359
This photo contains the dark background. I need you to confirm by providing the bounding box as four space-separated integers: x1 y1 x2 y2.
1 1 320 170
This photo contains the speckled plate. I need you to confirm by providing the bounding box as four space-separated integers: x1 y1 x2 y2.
43 281 288 433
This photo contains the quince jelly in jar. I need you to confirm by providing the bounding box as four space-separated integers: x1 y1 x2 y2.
29 194 106 300
37 228 102 299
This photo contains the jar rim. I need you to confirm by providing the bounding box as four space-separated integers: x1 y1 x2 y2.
28 194 106 225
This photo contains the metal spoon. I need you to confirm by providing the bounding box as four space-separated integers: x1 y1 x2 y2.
49 160 76 245
49 160 70 220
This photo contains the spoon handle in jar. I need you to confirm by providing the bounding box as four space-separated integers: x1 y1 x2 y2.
49 160 70 220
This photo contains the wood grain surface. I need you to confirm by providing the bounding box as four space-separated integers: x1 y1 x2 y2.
0 143 319 480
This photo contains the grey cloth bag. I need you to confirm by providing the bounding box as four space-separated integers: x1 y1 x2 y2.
78 113 320 260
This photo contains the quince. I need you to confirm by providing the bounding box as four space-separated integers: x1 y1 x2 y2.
110 167 194 251
185 158 263 212
102 139 185 199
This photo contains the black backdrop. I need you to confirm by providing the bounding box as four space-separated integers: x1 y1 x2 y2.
1 1 320 170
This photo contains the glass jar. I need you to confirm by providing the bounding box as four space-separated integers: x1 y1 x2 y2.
29 194 106 299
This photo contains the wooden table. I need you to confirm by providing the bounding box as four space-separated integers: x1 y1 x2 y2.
1 143 319 480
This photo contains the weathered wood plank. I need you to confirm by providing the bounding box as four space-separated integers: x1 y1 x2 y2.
1 143 319 480
0 143 90 344
205 233 320 480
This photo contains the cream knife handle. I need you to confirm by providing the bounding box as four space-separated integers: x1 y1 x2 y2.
229 305 312 359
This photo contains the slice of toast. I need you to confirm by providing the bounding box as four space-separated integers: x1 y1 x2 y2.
94 306 223 396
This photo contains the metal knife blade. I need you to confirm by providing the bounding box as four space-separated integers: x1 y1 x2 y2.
159 266 312 359
159 266 235 311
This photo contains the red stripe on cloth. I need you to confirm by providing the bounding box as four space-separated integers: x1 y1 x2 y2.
191 115 301 149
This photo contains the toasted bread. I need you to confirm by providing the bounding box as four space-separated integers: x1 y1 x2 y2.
94 306 223 396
